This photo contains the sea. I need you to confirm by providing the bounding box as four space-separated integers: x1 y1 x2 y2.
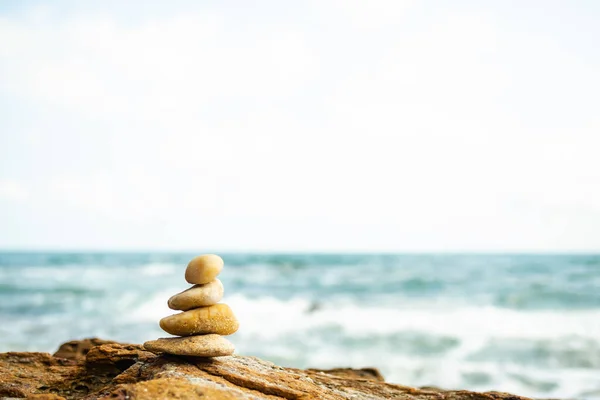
1 252 599 399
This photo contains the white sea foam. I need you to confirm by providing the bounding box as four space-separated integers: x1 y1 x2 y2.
128 291 600 345
221 293 600 340
139 263 177 276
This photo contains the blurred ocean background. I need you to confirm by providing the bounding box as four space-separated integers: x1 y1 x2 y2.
1 252 600 399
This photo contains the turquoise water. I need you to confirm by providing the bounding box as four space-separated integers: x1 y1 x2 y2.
1 252 600 398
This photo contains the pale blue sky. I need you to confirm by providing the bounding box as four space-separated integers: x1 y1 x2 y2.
1 1 599 251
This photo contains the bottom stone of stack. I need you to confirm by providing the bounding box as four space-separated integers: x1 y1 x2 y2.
143 334 235 357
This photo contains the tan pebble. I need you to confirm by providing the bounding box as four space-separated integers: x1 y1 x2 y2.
143 334 234 357
168 279 224 311
159 303 239 336
185 254 224 284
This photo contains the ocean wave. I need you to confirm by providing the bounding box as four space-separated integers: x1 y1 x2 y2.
221 294 600 339
0 283 103 296
128 291 600 338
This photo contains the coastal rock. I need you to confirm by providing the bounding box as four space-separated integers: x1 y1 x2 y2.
184 254 223 284
53 338 118 360
143 334 235 357
159 303 239 336
309 367 385 381
0 338 538 400
167 279 224 310
84 343 154 373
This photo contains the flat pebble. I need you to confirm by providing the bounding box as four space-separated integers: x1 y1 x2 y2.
143 334 234 357
185 254 224 285
159 303 239 336
168 279 224 311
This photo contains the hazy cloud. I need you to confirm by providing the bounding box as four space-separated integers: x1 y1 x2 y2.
1 1 599 251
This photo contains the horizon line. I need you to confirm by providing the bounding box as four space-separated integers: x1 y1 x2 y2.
1 248 599 255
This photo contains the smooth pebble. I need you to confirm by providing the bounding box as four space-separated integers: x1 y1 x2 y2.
159 303 239 336
143 334 234 357
168 279 224 311
185 254 224 285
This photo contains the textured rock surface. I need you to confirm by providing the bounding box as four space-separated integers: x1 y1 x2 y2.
308 367 386 382
53 338 119 361
144 334 235 357
168 279 225 310
160 303 239 336
0 338 535 400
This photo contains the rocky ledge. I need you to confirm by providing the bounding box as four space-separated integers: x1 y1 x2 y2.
0 338 530 400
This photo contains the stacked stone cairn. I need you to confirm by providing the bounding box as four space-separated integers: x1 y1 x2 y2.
143 254 239 357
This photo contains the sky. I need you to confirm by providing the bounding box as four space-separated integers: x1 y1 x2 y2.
1 0 599 252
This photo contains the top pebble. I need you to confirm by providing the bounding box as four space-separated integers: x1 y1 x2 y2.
185 254 224 284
